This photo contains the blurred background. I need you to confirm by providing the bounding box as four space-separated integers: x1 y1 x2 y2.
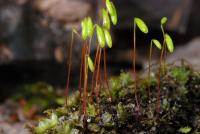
0 0 200 133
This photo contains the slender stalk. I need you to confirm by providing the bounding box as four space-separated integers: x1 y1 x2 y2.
103 48 112 100
133 22 140 110
161 25 166 73
156 25 166 113
95 48 102 98
103 48 109 89
65 32 74 106
148 41 153 98
83 42 89 115
156 40 165 113
79 44 86 96
92 46 100 90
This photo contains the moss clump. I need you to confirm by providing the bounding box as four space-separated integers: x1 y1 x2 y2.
29 65 200 134
12 82 65 116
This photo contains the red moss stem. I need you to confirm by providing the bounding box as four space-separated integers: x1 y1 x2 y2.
92 46 100 90
133 23 140 111
65 32 74 106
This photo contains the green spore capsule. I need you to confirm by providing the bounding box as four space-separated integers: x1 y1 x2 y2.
81 18 88 40
106 0 114 15
134 17 149 34
96 25 106 48
103 29 112 48
152 39 162 49
165 33 174 53
87 17 94 37
161 17 168 25
87 56 95 72
102 8 111 29
110 2 117 25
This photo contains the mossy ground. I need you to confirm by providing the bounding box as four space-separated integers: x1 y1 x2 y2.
29 64 200 134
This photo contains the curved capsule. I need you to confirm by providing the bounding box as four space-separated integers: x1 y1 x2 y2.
103 29 112 48
87 17 94 37
106 0 118 25
165 33 174 53
102 9 110 29
87 56 95 72
96 25 106 48
81 18 88 40
152 39 162 50
134 17 149 34
106 0 114 15
110 2 117 25
161 17 168 25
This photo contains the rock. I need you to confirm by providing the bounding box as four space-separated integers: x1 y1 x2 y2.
0 44 13 64
0 123 30 134
167 37 200 70
0 4 22 37
33 0 92 29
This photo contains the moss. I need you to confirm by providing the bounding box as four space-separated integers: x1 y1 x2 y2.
29 65 200 134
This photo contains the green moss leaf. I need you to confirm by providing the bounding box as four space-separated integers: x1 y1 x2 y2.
96 25 106 48
87 103 97 117
165 33 174 53
103 29 112 48
117 102 127 121
178 126 191 133
134 17 149 34
170 67 190 85
35 113 58 134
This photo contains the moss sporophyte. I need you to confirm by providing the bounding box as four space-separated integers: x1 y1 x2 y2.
31 0 183 133
133 17 149 111
65 0 118 119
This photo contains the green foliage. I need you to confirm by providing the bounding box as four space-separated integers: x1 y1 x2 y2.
12 82 64 111
35 113 58 134
87 103 97 117
110 73 133 99
102 112 114 127
170 67 191 85
66 91 80 107
30 65 200 133
88 123 101 133
170 67 191 96
178 126 192 133
161 98 170 111
117 102 127 121
134 17 149 34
